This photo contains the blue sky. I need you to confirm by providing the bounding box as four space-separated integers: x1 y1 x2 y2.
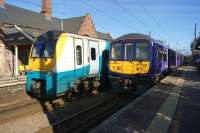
6 0 200 55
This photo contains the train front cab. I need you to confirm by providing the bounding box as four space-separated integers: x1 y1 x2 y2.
109 39 152 88
109 38 170 89
26 31 62 99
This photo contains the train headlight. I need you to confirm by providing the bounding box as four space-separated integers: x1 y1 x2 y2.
32 79 41 89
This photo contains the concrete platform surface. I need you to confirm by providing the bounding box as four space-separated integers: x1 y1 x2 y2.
90 66 200 133
0 76 28 108
0 76 26 88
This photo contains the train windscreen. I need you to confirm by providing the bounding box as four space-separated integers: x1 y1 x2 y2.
31 33 58 58
111 42 149 60
135 43 149 60
111 44 124 60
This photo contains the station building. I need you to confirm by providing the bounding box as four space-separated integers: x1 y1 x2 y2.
0 0 112 78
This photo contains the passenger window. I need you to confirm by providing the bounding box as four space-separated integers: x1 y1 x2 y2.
76 45 82 65
91 48 96 60
111 44 124 60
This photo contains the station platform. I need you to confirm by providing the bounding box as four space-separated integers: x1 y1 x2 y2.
90 66 200 133
0 76 28 108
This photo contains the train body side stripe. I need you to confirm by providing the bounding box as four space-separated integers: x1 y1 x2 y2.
26 65 92 96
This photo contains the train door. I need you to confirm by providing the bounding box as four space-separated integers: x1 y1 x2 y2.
74 38 84 77
123 43 134 74
163 48 168 70
83 39 90 76
151 42 157 74
168 49 171 69
176 53 180 67
89 40 99 75
157 47 163 73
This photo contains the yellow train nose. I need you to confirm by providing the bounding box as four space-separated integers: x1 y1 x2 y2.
109 61 150 74
29 58 54 71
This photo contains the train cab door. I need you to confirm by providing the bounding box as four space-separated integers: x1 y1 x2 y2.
156 47 162 73
89 40 99 75
163 49 168 70
74 38 84 77
124 43 134 74
159 48 164 72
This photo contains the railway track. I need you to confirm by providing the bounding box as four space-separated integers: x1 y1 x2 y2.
37 86 150 133
0 80 153 133
37 93 121 133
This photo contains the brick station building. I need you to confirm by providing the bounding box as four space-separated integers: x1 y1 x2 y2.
0 0 112 78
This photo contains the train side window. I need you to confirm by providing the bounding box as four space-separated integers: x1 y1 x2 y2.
91 48 96 60
76 45 82 65
111 44 124 60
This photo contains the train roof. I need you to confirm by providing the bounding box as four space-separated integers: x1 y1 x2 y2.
114 33 167 46
113 33 167 47
37 30 108 42
114 33 153 42
38 30 63 40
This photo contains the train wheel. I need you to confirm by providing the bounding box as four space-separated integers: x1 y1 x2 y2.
74 80 81 93
53 98 65 108
83 80 90 94
66 90 76 102
92 80 100 95
92 88 99 95
154 75 160 84
45 101 53 112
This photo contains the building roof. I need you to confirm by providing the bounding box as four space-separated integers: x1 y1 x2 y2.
0 4 61 31
63 16 85 34
0 3 112 44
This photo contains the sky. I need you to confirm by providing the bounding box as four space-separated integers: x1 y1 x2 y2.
6 0 200 55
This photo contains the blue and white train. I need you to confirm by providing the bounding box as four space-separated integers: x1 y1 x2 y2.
26 30 110 99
